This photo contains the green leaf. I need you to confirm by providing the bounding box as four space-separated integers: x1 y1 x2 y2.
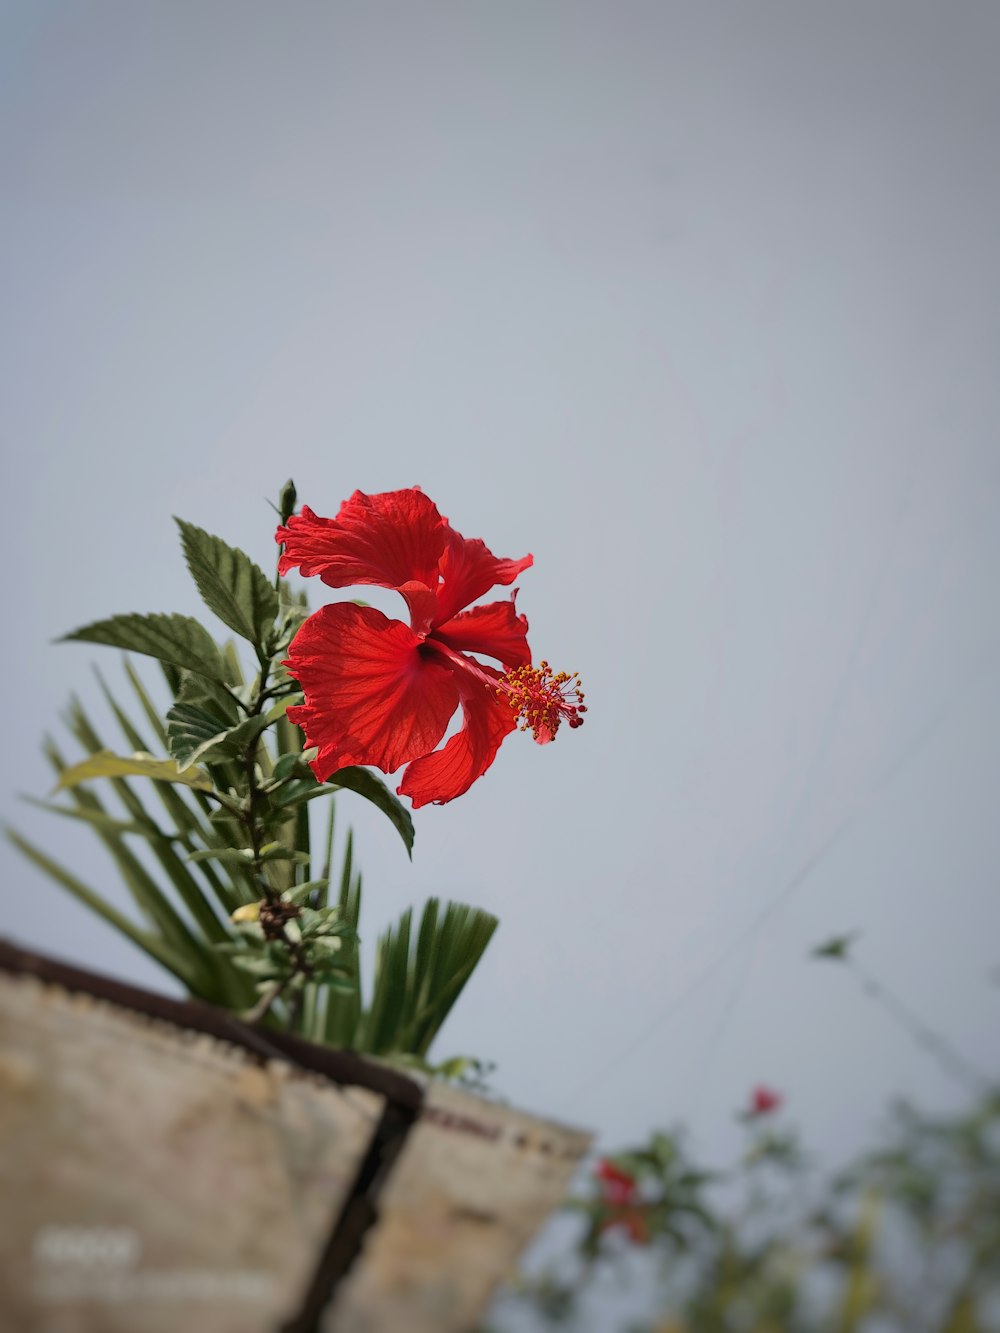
327 767 415 857
46 719 240 974
54 749 214 793
233 955 288 979
62 613 230 684
119 662 252 913
177 713 274 771
4 827 200 990
309 935 345 958
165 673 242 765
167 701 233 767
271 778 336 809
20 795 168 838
282 878 329 907
188 847 255 865
270 752 303 783
259 841 310 865
324 975 359 994
175 518 279 651
323 833 362 1048
361 899 499 1057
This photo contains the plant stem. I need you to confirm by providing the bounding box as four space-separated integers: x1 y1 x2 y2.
236 594 315 1013
244 977 286 1024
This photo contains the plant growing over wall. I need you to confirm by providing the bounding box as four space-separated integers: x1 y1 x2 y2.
9 482 585 1061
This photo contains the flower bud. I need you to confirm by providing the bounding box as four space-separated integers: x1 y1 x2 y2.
277 478 298 525
231 902 261 924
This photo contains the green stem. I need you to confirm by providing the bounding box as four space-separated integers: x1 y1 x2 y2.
244 977 286 1024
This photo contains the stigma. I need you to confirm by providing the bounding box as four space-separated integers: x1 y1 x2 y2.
498 660 586 744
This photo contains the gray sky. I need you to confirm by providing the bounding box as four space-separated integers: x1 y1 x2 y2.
2 0 998 1185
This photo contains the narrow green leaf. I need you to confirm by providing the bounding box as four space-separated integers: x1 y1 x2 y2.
259 842 310 864
47 718 236 968
55 749 214 793
112 666 248 914
282 878 329 907
5 827 199 990
233 955 287 978
271 778 336 809
188 847 255 865
62 612 230 684
365 909 413 1054
120 660 170 748
323 835 361 1048
175 518 279 650
359 898 499 1058
21 795 166 838
38 760 199 960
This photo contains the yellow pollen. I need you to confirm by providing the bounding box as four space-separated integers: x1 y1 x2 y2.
497 660 587 743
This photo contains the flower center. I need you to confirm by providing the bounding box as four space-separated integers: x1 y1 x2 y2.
498 660 586 744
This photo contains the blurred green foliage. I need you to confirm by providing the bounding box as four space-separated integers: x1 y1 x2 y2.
495 1089 1000 1333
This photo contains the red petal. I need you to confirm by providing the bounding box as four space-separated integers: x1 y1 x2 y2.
431 595 531 669
284 603 459 781
432 526 533 626
397 671 517 808
276 489 447 595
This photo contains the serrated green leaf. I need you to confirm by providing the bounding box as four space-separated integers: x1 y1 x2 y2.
54 749 214 793
167 702 233 766
180 712 274 771
175 518 279 650
62 613 230 684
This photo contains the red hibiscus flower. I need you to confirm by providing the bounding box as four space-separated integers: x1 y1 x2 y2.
276 487 585 808
749 1084 783 1116
595 1159 639 1207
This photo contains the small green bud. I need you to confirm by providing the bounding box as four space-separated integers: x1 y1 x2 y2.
278 479 298 525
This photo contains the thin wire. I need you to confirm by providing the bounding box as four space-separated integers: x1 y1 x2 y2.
564 814 859 1105
563 679 978 1109
848 958 995 1096
688 934 760 1125
778 446 924 871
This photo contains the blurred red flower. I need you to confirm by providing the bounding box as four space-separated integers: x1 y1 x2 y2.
749 1084 783 1116
276 487 585 808
595 1158 639 1207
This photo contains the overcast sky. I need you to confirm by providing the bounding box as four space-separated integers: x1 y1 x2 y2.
2 0 998 1203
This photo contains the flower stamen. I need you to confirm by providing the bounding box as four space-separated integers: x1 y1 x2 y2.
497 660 587 744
